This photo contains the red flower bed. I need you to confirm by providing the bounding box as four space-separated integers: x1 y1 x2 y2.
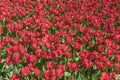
0 0 120 80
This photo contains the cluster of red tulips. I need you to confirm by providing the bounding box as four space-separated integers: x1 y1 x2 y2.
0 0 120 80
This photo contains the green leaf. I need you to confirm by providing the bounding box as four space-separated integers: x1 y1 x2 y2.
81 20 88 26
44 5 50 11
1 18 8 37
45 14 54 20
25 8 34 18
25 43 34 53
114 20 119 28
64 72 71 77
40 45 47 51
103 14 108 19
48 26 58 34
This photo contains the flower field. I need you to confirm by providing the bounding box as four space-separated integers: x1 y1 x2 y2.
0 0 120 80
